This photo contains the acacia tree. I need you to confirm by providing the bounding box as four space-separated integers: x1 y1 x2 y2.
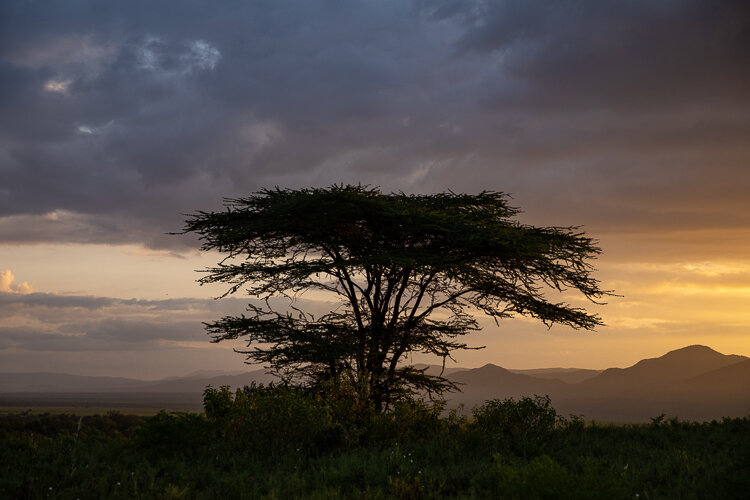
182 185 609 412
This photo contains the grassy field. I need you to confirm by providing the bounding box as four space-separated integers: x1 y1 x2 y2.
2 388 748 499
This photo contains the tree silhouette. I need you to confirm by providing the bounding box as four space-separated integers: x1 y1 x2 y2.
182 185 609 412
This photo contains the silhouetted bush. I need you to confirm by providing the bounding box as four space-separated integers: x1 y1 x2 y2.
203 384 337 454
202 383 455 453
472 395 560 455
136 411 210 459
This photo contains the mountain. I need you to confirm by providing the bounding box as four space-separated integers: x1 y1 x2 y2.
0 372 150 392
686 358 750 394
579 345 748 396
181 370 248 379
445 364 568 408
434 345 749 421
551 345 750 421
507 368 602 384
1 345 748 421
413 364 468 377
136 369 277 392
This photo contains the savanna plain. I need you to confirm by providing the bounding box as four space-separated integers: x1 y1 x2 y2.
2 385 749 499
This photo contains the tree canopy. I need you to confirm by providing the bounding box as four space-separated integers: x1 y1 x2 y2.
182 185 609 412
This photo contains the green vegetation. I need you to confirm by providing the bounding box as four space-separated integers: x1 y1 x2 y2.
2 386 748 499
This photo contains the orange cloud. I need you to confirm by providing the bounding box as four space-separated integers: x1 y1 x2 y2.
0 270 33 294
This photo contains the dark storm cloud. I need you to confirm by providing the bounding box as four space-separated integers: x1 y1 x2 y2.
449 0 750 110
1 0 748 248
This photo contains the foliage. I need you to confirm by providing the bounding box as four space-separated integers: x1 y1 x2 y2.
0 410 144 440
2 396 749 499
135 411 211 460
472 395 561 456
202 383 447 452
203 384 341 453
182 185 610 411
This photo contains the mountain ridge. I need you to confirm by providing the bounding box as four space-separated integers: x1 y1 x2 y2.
2 345 748 421
577 344 748 397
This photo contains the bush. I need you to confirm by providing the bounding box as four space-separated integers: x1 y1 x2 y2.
472 395 560 455
203 384 337 454
202 383 454 452
136 411 210 459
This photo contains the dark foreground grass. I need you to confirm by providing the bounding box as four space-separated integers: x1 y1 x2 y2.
1 388 748 499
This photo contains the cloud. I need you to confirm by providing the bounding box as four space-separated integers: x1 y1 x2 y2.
447 0 750 111
77 120 113 135
5 33 118 72
184 40 221 71
43 79 72 94
0 0 748 251
0 292 218 351
0 289 336 351
134 36 221 77
0 270 33 294
0 291 115 309
0 210 201 251
0 323 204 352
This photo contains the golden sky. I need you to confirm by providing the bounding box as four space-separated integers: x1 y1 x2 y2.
2 227 748 378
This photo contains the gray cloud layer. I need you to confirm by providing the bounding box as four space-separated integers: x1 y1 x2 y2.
0 290 330 352
1 0 748 249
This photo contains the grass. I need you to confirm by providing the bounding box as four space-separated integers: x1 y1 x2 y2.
1 389 748 499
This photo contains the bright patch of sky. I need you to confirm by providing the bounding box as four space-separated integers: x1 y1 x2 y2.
0 270 33 294
77 120 114 135
43 79 71 94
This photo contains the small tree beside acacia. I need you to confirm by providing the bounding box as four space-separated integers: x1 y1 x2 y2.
182 185 609 412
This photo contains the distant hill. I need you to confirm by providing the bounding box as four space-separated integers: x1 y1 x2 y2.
0 372 150 392
1 345 748 421
438 345 750 421
507 368 602 384
445 364 568 408
413 364 468 377
551 345 748 421
0 369 277 393
579 345 748 396
137 369 278 393
181 369 248 379
685 358 750 395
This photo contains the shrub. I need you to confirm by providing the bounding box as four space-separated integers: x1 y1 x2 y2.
472 395 560 455
136 411 210 459
203 384 336 454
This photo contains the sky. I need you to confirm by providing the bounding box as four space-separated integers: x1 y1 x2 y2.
1 0 749 378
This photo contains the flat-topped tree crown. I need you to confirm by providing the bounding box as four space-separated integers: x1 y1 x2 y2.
183 185 609 412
